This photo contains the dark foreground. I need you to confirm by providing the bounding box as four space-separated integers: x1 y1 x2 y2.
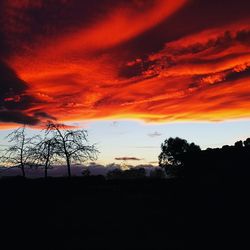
1 174 248 249
1 177 184 250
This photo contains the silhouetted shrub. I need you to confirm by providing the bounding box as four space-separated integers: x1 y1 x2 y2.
123 168 146 179
149 168 166 179
106 168 123 180
82 168 90 177
106 168 146 179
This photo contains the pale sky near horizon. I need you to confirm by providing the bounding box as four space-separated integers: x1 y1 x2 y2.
1 119 250 166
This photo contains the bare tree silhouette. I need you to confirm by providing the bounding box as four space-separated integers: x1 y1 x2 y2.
0 126 37 177
45 121 99 178
31 137 58 178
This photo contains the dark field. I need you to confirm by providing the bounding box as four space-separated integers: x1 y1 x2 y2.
1 177 184 250
2 170 248 249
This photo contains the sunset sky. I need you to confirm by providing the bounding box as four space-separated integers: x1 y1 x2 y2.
1 0 250 165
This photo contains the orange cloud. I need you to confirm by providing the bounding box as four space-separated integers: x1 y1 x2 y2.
1 0 250 127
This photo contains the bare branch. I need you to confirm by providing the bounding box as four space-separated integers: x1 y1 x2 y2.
44 121 99 178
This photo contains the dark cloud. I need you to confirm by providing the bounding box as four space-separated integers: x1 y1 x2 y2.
119 29 250 80
115 0 250 61
166 30 250 58
0 61 27 96
119 59 155 78
34 111 56 121
0 111 39 125
115 157 142 161
110 121 118 127
0 0 159 58
4 95 41 111
148 131 162 137
226 66 250 82
0 61 49 125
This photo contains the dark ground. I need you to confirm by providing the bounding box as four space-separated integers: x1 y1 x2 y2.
1 177 184 250
1 173 248 249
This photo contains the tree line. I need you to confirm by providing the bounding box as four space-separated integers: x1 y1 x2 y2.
158 137 250 178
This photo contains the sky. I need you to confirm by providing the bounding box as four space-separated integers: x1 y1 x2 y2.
1 0 250 165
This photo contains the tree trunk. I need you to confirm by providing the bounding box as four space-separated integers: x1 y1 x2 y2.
45 164 48 179
44 156 49 179
66 156 71 178
45 142 50 179
21 164 25 178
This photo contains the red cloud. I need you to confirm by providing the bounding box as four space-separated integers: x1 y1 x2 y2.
1 0 250 127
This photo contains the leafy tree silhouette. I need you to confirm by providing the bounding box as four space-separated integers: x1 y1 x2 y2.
243 138 250 147
234 140 243 148
159 137 201 177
